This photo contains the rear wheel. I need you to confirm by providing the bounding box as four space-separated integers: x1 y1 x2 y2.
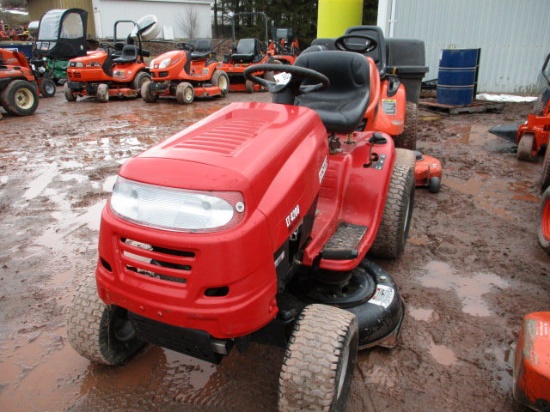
278 304 358 412
212 70 229 97
517 133 536 162
0 80 39 116
97 83 109 103
395 102 418 150
538 187 550 255
245 79 254 93
65 273 146 365
141 81 158 103
39 78 56 98
176 82 194 104
369 161 415 259
133 71 151 96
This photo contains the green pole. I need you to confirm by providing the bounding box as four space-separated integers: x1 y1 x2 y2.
317 0 363 38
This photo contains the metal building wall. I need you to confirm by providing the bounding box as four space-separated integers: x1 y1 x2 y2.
90 0 213 40
378 0 550 94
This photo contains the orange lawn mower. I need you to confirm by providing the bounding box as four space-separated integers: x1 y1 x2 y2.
0 48 40 118
64 16 160 103
414 151 442 193
141 41 229 104
490 52 550 164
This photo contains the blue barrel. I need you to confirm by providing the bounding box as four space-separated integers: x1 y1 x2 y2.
436 48 480 106
0 41 34 60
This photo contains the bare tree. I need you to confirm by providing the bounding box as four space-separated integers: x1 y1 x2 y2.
177 7 199 39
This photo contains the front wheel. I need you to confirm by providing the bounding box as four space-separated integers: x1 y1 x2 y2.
176 82 194 104
517 133 537 162
212 70 229 97
278 304 358 412
64 84 77 102
538 186 550 255
245 79 254 93
133 71 151 96
141 81 158 103
97 83 109 103
39 78 56 98
65 273 146 365
0 80 39 116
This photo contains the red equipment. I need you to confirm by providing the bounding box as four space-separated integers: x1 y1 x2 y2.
0 48 39 117
142 41 229 104
414 151 442 193
65 16 159 102
66 45 418 410
513 311 550 411
218 12 295 93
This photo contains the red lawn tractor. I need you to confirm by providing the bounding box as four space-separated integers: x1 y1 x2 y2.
219 12 295 93
65 16 160 103
0 48 39 117
142 41 229 104
66 43 416 410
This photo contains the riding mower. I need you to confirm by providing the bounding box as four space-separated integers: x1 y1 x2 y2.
66 33 416 410
33 8 89 92
142 42 229 104
0 48 39 117
489 52 550 165
219 12 295 93
414 151 442 193
65 16 160 103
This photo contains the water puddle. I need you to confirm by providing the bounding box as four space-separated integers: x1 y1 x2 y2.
419 261 509 317
429 342 458 366
408 307 437 322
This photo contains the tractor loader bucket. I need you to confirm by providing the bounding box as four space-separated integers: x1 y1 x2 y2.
488 122 522 142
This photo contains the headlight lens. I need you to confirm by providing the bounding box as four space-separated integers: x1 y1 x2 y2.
110 177 245 232
159 57 172 69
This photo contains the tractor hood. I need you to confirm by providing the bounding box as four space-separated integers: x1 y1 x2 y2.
119 102 327 211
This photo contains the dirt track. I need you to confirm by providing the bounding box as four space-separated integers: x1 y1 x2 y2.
0 91 548 411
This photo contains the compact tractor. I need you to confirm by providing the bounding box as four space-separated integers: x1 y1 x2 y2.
65 16 160 102
0 48 39 117
142 41 229 104
219 12 295 93
66 32 419 410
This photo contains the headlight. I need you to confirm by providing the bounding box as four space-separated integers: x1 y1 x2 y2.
110 177 245 232
159 57 172 69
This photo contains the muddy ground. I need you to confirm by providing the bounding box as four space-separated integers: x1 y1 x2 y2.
0 89 548 412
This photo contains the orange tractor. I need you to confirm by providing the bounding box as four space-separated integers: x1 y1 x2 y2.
142 41 229 104
65 16 160 103
0 48 39 117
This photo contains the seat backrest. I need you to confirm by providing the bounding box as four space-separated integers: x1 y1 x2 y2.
236 38 257 55
113 44 139 63
344 26 387 77
294 50 371 134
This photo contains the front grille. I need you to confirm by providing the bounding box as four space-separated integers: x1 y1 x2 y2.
71 72 82 79
119 237 195 284
159 71 168 78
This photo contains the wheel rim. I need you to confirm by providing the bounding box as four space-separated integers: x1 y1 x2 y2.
185 87 193 102
15 88 34 109
45 82 55 95
542 197 550 241
218 75 228 92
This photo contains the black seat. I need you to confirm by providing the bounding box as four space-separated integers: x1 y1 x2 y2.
344 26 387 77
294 51 370 134
231 38 261 63
189 38 213 60
113 45 139 64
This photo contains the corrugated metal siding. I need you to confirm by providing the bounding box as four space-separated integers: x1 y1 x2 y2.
382 0 550 94
91 0 212 39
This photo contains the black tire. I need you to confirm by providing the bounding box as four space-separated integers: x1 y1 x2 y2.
429 176 441 193
64 85 77 102
212 70 229 97
176 82 194 104
245 79 254 93
97 83 109 103
369 162 415 259
141 81 158 103
395 101 418 150
517 133 536 162
65 273 146 365
39 78 56 98
395 147 417 172
541 146 550 192
0 80 39 116
133 71 151 96
538 186 550 255
278 304 358 412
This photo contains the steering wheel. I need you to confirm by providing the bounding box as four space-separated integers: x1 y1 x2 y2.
334 34 378 54
244 64 330 95
177 42 195 52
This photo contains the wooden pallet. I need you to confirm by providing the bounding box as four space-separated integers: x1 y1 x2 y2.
418 98 505 115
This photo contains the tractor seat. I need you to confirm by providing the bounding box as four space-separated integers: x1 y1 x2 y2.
231 38 261 63
294 50 370 134
113 45 139 64
190 38 213 60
